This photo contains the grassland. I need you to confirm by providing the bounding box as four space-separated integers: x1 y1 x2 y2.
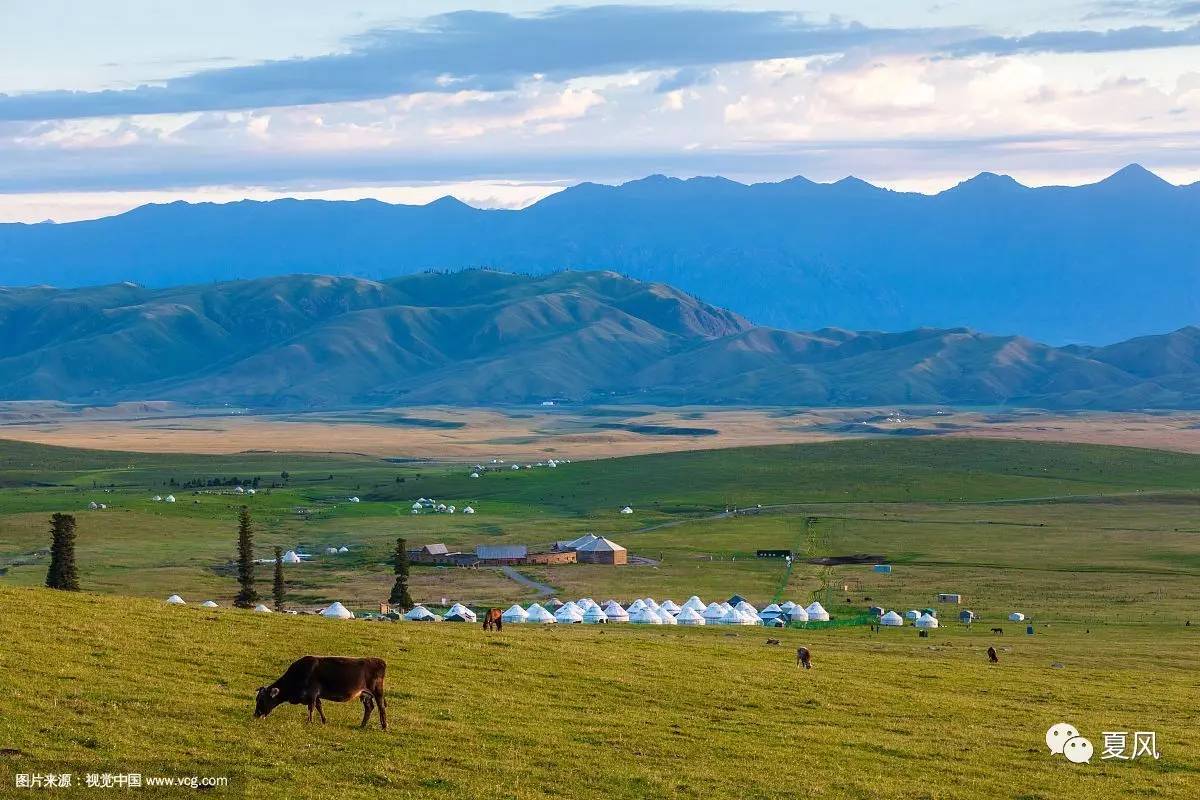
1 586 1197 800
2 436 1199 797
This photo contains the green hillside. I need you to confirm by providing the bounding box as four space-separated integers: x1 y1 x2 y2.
1 586 1196 799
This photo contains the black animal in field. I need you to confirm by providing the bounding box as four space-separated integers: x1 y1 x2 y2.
990 627 1004 635
254 656 387 729
987 646 999 663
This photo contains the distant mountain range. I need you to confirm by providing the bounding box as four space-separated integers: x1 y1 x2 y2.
2 270 1199 409
1 164 1197 344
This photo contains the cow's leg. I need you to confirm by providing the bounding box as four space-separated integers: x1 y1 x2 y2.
359 691 375 728
376 687 387 731
315 697 327 724
306 696 315 723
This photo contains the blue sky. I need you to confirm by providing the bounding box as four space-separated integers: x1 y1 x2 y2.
2 1 1199 220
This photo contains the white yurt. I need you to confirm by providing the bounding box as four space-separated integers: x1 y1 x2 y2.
321 601 355 620
719 601 734 612
682 596 706 612
702 602 726 622
676 607 706 625
620 506 634 514
915 612 939 629
880 610 904 627
789 604 810 623
576 598 598 612
246 488 256 495
348 496 361 503
444 604 477 623
905 609 921 621
805 601 830 622
166 594 185 605
338 546 350 553
525 604 557 624
1009 612 1026 622
411 502 422 511
511 464 521 470
164 495 176 503
234 486 245 494
582 606 608 624
463 507 475 514
735 600 759 616
629 607 664 624
627 599 647 613
780 600 797 614
642 598 660 611
604 603 629 622
325 547 338 554
554 603 584 623
153 495 162 502
659 600 681 615
470 472 480 478
253 603 273 613
201 600 219 608
403 605 437 622
281 550 302 564
501 604 529 624
88 501 99 510
655 606 679 624
718 607 752 625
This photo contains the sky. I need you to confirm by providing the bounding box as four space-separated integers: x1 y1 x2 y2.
2 0 1199 221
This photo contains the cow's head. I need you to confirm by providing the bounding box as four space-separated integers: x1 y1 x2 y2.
253 685 284 718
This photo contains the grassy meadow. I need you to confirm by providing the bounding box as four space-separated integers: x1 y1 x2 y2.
1 436 1199 797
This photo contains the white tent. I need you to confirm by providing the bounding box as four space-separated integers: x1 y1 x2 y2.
676 607 706 625
805 601 830 622
1009 612 1026 622
463 507 475 514
164 495 176 503
604 603 629 622
525 604 556 624
760 603 783 617
88 501 99 509
502 604 529 624
627 599 647 613
905 609 921 621
470 472 480 478
325 547 338 554
702 602 726 622
338 546 350 553
246 488 256 495
655 606 679 624
153 495 162 502
916 612 939 629
582 606 608 624
411 502 422 511
682 596 706 612
719 602 733 612
642 598 660 611
660 600 681 615
321 601 355 619
281 550 302 564
880 610 904 627
780 600 797 613
253 603 273 613
348 496 361 503
201 600 218 608
576 598 598 611
620 506 634 514
444 603 477 623
166 594 185 605
718 606 754 625
789 605 810 622
629 607 664 624
403 605 437 622
554 603 584 623
511 464 521 470
736 600 759 616
234 486 245 494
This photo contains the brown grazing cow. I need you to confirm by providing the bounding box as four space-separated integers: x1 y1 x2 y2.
987 646 999 663
482 608 503 631
254 656 387 729
796 646 812 669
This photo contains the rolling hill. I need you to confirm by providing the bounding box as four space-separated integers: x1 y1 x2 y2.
1 269 1199 409
1 165 1197 343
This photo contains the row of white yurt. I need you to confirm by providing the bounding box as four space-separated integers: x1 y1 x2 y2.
629 607 663 624
880 610 905 626
604 601 630 622
682 596 706 612
676 607 706 625
404 605 438 622
805 601 830 622
915 612 939 629
582 606 608 624
502 604 529 623
789 605 809 622
526 604 556 623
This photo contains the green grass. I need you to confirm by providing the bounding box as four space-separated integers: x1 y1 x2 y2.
1 585 1196 799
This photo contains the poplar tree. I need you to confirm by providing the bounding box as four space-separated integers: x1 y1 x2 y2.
234 506 258 608
45 513 80 591
272 546 286 611
389 537 413 610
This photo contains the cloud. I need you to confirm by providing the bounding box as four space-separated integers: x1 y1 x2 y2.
950 22 1200 56
0 7 972 122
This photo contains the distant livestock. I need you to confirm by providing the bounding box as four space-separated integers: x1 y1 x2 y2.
254 656 387 729
796 647 813 669
482 608 503 631
987 646 999 663
991 627 1004 635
